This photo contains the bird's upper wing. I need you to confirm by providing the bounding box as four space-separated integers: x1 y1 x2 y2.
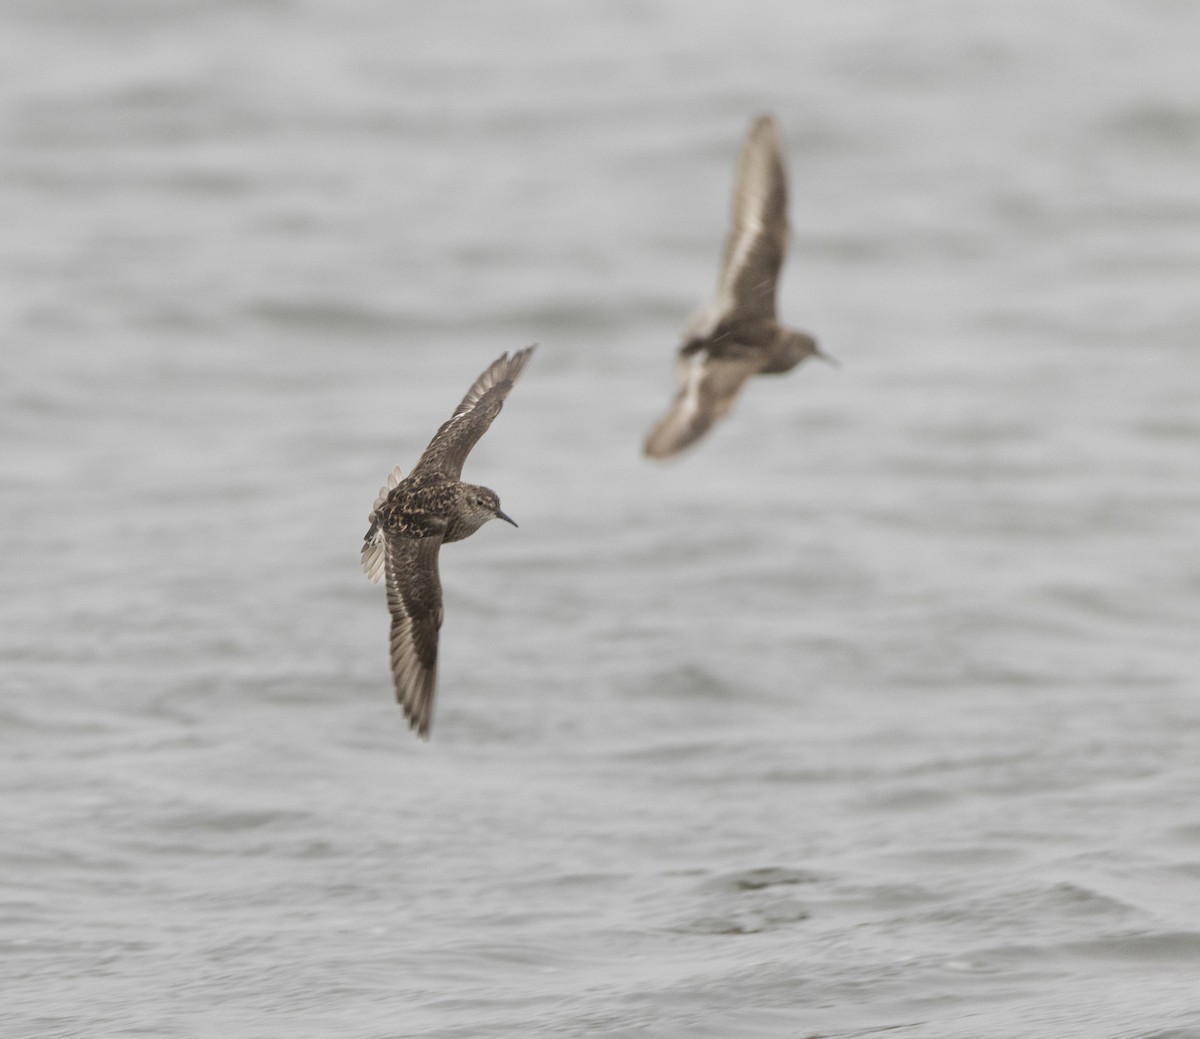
410 347 536 481
712 115 789 325
383 532 445 739
643 352 757 459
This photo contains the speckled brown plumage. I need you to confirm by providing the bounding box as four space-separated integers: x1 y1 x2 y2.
644 115 833 459
362 347 535 738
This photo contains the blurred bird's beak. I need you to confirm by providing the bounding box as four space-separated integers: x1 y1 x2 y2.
495 509 518 528
813 345 839 367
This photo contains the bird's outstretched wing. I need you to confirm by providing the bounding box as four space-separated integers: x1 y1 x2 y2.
410 346 536 481
383 532 445 739
713 115 789 325
643 352 757 458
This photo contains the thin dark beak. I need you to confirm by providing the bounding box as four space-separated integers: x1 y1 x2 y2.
495 509 518 528
813 345 839 368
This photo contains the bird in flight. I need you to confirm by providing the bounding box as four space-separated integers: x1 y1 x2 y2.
644 115 833 459
361 347 536 738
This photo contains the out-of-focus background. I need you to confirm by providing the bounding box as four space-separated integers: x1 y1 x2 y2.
3 2 1199 1036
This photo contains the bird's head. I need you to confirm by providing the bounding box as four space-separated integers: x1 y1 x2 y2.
781 330 837 370
461 484 518 534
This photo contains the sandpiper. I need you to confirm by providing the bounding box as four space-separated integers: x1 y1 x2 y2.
362 347 535 738
644 115 833 459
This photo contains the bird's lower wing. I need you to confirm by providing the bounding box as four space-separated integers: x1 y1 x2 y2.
383 533 445 738
643 354 754 459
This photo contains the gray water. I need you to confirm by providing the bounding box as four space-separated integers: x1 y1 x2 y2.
3 1 1200 1036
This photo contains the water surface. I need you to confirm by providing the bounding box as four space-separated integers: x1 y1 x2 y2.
3 2 1199 1036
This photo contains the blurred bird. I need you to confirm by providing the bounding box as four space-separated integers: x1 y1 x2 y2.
644 115 833 459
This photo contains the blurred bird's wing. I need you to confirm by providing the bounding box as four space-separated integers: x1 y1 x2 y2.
712 115 789 325
643 352 757 459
